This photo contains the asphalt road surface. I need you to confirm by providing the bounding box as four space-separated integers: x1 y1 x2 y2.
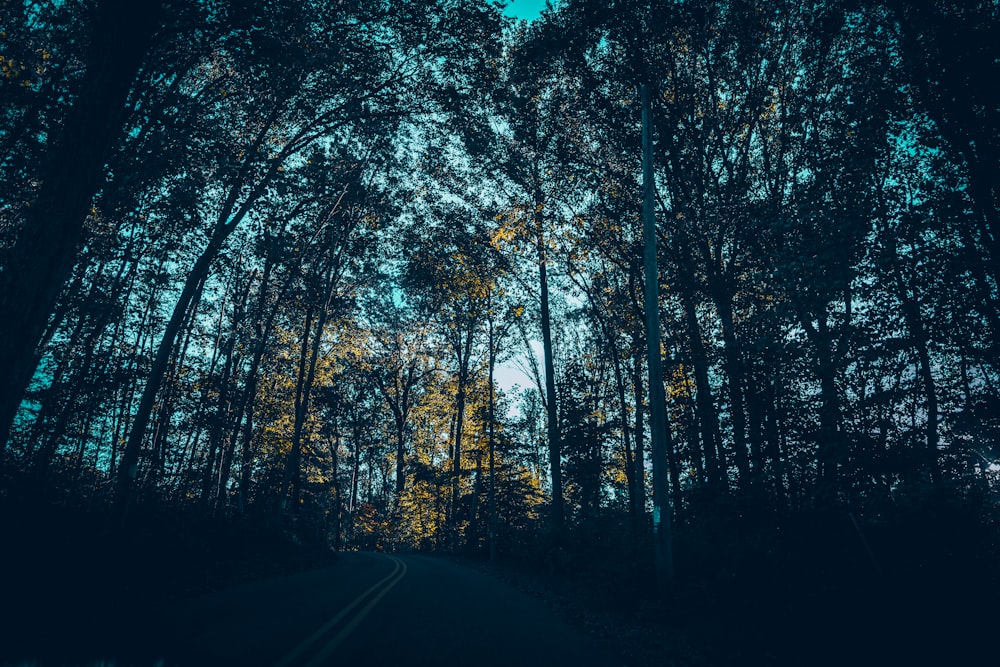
156 552 625 667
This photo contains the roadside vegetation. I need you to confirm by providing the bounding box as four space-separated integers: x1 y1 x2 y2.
2 1 998 664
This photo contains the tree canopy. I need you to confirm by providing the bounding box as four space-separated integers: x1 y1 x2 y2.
2 0 999 661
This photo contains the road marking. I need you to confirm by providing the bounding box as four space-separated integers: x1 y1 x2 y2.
273 554 405 667
301 555 407 667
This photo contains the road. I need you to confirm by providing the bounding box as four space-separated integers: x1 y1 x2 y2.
156 552 625 667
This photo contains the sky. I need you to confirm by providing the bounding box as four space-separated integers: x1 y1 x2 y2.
501 0 549 22
495 339 543 397
483 1 550 393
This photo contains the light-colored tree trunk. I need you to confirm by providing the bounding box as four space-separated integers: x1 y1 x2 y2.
537 207 564 534
450 328 474 540
641 84 674 589
487 310 498 561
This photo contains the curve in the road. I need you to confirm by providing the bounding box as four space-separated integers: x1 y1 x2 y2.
155 552 622 666
275 554 407 667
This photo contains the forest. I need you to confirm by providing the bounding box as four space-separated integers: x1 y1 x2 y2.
2 0 999 665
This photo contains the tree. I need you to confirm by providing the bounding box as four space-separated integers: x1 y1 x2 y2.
367 298 434 498
641 83 674 587
0 0 164 448
403 211 494 541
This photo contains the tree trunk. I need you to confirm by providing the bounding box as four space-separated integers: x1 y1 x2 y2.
681 287 725 490
0 0 162 450
708 267 751 490
537 213 564 534
350 423 361 514
611 333 639 524
642 84 674 589
210 269 254 515
468 448 484 552
231 255 281 513
894 269 941 487
328 431 342 550
488 313 498 561
631 332 646 515
757 344 787 507
393 406 407 497
279 274 336 519
26 260 107 461
115 229 225 509
800 311 842 494
201 333 236 512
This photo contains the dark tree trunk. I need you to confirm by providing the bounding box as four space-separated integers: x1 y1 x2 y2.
233 256 282 513
708 266 751 490
350 424 361 514
631 335 646 515
116 113 288 511
893 267 941 487
0 1 162 451
611 334 639 524
201 334 236 512
800 311 842 494
116 231 223 508
328 431 342 550
756 344 787 507
278 270 336 519
681 287 725 490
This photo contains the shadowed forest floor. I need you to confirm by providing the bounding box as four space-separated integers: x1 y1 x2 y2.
1 504 339 665
2 500 998 666
461 501 1000 667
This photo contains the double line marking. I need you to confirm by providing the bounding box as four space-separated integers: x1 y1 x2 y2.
274 554 408 667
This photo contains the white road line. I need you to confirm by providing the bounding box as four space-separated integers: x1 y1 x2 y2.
301 556 408 667
273 555 402 667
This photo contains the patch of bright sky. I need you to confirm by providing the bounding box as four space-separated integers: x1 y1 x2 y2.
500 0 549 22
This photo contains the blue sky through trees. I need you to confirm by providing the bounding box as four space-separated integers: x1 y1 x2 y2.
501 0 548 22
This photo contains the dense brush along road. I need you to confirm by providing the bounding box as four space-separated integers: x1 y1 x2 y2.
148 552 622 667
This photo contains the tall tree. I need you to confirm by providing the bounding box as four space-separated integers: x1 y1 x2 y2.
0 1 163 448
642 84 674 588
